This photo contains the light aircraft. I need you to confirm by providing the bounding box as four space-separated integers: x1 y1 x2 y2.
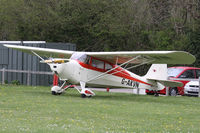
3 44 195 97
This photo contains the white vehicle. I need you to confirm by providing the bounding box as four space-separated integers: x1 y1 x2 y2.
3 44 195 98
184 81 199 96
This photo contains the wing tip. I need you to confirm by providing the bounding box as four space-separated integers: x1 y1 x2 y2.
3 44 10 47
165 51 196 64
3 44 19 48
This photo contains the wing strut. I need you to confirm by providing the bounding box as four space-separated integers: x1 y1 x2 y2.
87 55 141 82
109 59 154 77
31 51 45 61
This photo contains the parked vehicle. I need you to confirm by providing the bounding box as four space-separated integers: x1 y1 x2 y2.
184 81 199 96
146 66 200 96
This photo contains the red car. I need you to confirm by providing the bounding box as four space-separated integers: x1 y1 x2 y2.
146 66 200 96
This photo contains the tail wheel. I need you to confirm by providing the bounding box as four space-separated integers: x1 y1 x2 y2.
169 88 178 96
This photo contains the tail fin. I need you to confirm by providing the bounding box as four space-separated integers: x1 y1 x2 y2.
145 64 167 80
145 64 183 88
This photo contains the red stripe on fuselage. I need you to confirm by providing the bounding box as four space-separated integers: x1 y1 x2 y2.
76 60 151 86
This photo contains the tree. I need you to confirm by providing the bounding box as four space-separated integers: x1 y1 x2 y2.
186 20 200 67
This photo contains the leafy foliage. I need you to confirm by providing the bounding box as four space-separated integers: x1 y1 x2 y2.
11 80 20 85
186 20 200 67
0 0 200 66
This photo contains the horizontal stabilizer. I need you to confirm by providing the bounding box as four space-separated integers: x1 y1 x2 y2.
148 78 183 87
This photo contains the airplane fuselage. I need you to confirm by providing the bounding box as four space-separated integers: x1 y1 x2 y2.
49 59 157 90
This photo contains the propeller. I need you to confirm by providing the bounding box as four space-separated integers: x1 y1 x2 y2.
40 58 71 64
31 50 70 64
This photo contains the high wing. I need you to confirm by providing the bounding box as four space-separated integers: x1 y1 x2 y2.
86 51 195 64
3 44 74 59
4 44 195 64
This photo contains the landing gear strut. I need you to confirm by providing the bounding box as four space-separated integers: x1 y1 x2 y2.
51 81 69 95
51 81 95 98
79 81 95 98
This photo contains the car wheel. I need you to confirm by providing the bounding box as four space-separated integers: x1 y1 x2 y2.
169 88 178 96
146 92 154 95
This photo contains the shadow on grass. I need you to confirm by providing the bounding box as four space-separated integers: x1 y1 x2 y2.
24 88 198 106
90 92 199 106
25 89 81 98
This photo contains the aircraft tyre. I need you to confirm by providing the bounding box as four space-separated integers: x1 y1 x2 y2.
52 91 57 95
51 86 61 95
169 88 178 96
81 94 87 98
146 92 154 95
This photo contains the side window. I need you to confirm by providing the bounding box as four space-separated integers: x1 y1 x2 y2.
105 63 112 70
195 69 200 79
85 56 90 64
91 59 104 69
179 70 195 78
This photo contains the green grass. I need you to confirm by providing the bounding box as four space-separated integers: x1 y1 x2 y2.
0 85 200 133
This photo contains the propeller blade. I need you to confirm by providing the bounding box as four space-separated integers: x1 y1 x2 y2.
40 59 71 63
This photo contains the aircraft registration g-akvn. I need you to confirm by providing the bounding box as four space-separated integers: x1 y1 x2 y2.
3 44 196 97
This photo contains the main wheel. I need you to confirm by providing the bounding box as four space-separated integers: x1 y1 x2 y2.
81 94 86 98
51 86 61 95
52 91 57 95
169 88 178 96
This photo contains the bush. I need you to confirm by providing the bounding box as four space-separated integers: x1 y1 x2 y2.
11 80 20 85
4 80 8 84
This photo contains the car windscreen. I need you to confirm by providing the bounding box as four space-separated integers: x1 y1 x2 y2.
167 68 184 77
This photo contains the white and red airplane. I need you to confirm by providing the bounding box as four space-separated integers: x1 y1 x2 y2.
3 44 195 97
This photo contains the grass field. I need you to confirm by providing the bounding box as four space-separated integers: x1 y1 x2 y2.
0 85 200 133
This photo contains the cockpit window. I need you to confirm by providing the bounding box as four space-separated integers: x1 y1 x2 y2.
105 63 112 70
92 59 104 69
71 53 113 70
70 53 88 63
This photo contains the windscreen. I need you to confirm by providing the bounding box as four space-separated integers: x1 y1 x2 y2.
70 53 88 63
167 68 183 77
